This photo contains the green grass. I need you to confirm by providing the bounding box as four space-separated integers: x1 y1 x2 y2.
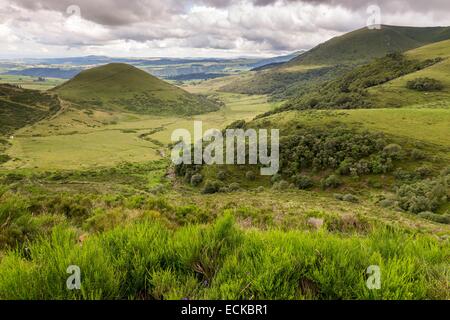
2 92 277 170
0 75 64 91
0 214 447 300
265 108 450 149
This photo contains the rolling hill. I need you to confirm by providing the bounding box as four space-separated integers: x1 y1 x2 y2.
288 25 450 66
53 63 220 115
221 25 450 99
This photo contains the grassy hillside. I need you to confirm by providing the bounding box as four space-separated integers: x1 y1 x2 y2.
53 63 220 116
288 25 450 66
221 25 450 100
369 40 450 108
0 84 61 136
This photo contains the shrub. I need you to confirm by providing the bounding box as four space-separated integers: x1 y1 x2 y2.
228 183 240 192
383 144 402 159
245 171 256 181
396 177 448 213
202 180 222 194
294 175 314 189
342 194 359 203
406 78 444 91
418 212 450 224
272 180 290 191
410 148 426 160
0 196 38 248
256 186 265 193
378 198 397 209
321 175 342 189
217 171 227 181
190 174 203 187
415 166 432 178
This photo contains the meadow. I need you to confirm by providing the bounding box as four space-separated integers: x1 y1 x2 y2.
2 92 279 170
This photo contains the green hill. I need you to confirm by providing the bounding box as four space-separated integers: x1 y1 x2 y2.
53 63 220 116
289 25 450 66
221 25 450 99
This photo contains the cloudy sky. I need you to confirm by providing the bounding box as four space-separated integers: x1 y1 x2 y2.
0 0 449 59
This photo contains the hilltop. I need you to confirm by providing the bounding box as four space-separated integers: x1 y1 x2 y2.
53 63 220 116
288 25 450 66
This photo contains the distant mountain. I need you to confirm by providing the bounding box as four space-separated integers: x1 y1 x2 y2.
53 63 220 115
288 25 450 66
3 68 82 79
250 51 305 71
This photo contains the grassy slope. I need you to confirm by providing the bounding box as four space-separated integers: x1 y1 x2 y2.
54 63 219 116
0 84 61 136
369 40 450 107
221 25 450 98
289 25 450 66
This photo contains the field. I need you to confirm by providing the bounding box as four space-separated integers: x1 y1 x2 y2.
0 75 64 91
2 93 279 170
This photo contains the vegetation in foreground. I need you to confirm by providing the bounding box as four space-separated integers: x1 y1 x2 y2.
0 193 448 300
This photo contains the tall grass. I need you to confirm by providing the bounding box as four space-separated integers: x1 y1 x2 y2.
0 215 448 300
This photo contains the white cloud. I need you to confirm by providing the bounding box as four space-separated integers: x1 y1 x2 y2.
0 0 449 58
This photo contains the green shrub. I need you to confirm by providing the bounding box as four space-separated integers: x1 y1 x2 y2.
190 174 203 187
294 175 314 189
383 144 402 159
272 180 290 191
202 180 222 194
321 175 342 189
217 171 227 181
406 78 444 91
245 171 256 181
418 212 450 224
0 195 38 248
396 177 448 213
410 148 426 160
228 183 240 192
342 194 359 203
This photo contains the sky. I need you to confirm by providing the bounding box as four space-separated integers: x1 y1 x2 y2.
0 0 449 59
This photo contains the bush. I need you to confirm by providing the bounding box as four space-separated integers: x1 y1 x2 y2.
406 78 444 91
272 180 290 191
217 171 227 181
321 175 342 189
418 212 450 224
410 149 426 160
0 196 38 248
342 194 359 203
245 171 256 181
396 177 448 213
190 174 203 187
294 175 314 189
415 166 432 178
228 183 240 192
383 144 402 159
202 180 222 194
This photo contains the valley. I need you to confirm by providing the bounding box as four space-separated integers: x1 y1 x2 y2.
0 24 449 300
